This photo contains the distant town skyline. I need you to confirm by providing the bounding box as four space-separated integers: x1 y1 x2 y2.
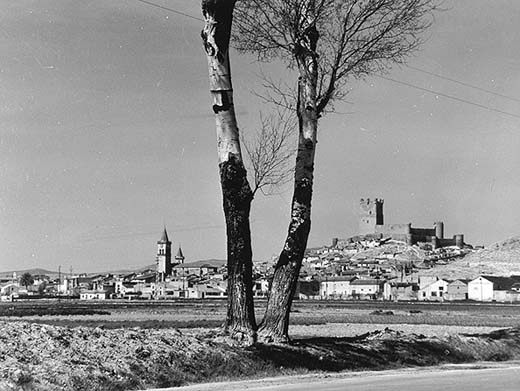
2 0 520 273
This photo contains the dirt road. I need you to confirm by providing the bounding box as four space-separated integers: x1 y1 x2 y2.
148 363 520 391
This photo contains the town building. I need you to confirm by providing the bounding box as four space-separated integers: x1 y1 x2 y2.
80 290 110 300
418 277 448 301
172 259 225 277
320 276 355 298
350 279 385 299
383 281 419 301
445 279 470 301
468 275 520 302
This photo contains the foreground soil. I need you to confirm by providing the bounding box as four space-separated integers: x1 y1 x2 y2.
2 321 520 391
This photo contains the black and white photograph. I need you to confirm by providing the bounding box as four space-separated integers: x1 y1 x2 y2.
1 1 520 390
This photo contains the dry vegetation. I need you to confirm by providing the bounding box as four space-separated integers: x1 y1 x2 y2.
1 319 520 391
3 300 520 330
1 301 520 390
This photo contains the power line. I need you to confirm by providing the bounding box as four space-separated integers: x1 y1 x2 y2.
377 75 520 120
132 0 520 121
133 0 203 22
406 64 520 103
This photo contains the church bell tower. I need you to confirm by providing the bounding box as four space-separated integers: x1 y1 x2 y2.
157 227 172 280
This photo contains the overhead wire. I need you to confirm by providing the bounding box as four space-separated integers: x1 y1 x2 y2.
406 64 520 103
376 75 520 120
133 0 520 120
133 0 203 22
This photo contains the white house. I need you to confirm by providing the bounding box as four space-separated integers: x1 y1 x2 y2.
445 279 469 301
350 279 384 299
187 284 226 298
419 278 448 301
468 276 498 301
0 283 19 300
156 279 188 298
320 277 355 298
115 280 137 296
468 275 520 302
80 290 109 300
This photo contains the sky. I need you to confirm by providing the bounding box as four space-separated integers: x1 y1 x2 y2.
1 0 520 273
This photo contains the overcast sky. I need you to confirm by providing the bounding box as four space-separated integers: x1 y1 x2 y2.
2 0 520 273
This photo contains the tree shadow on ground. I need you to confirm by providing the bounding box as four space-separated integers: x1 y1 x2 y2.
249 327 520 373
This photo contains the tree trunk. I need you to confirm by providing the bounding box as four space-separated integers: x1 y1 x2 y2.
201 0 256 343
258 19 319 344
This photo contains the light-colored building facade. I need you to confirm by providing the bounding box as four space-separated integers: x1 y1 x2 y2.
350 279 384 298
419 278 448 301
468 276 497 301
468 275 520 302
446 279 469 301
320 277 354 298
80 290 110 300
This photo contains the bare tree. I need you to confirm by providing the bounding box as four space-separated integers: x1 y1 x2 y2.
200 0 256 343
243 109 296 196
233 0 440 342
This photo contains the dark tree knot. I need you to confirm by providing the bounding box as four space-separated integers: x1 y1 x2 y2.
220 155 253 204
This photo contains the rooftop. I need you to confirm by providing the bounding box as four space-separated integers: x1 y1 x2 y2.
173 259 226 269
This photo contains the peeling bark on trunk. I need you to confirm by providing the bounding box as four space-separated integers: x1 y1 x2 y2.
201 0 256 343
258 18 319 344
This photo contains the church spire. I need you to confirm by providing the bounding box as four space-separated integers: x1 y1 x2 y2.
175 244 185 264
159 226 170 243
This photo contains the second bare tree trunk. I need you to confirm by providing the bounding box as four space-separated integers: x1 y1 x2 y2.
258 18 319 343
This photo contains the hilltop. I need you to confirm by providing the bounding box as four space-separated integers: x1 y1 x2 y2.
306 233 520 282
0 268 59 279
418 235 520 279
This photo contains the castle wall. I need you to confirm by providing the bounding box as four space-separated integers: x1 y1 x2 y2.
410 227 436 237
438 235 464 248
438 238 457 247
376 223 411 236
353 198 465 249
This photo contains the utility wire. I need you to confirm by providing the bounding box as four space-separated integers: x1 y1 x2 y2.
133 0 203 21
406 64 520 104
133 0 520 120
377 75 520 120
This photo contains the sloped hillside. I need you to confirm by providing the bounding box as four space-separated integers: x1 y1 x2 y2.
420 235 520 279
0 268 58 279
351 242 426 265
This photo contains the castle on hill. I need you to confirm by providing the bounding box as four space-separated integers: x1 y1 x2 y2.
339 198 465 249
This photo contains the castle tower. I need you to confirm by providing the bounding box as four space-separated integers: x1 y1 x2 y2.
174 245 185 265
157 227 172 280
359 198 384 235
434 221 444 239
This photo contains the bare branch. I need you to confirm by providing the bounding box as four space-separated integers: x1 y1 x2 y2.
234 0 442 116
251 70 298 111
242 108 297 196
